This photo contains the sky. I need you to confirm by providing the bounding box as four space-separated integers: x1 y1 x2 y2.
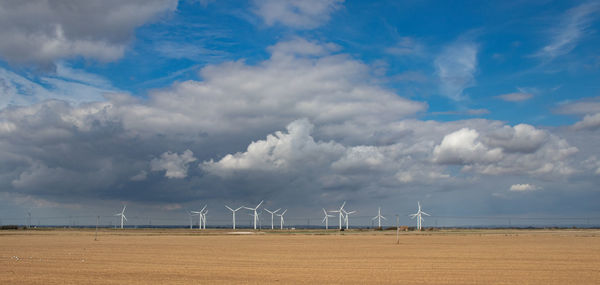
0 0 599 227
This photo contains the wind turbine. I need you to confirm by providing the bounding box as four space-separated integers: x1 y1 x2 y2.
322 208 334 230
114 205 127 229
264 208 280 230
201 208 208 229
276 209 287 229
244 200 263 230
409 201 430 230
329 201 346 230
187 211 195 229
225 205 244 229
191 205 207 230
372 207 387 229
342 208 356 230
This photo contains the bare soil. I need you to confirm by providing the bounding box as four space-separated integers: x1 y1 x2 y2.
1 229 599 284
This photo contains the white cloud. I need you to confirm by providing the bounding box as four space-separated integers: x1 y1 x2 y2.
573 113 600 130
509 184 541 192
114 38 426 138
433 128 503 164
535 2 600 60
555 97 600 115
435 41 478 100
252 0 343 29
0 0 177 67
485 124 548 153
150 150 197 179
496 92 533 102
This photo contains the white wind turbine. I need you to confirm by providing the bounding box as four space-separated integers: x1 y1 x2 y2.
321 208 335 230
225 205 244 229
264 208 280 230
409 201 430 230
201 208 208 229
244 200 263 230
372 207 387 228
187 210 196 229
114 205 127 229
329 201 346 230
342 208 356 230
191 205 207 230
276 209 287 229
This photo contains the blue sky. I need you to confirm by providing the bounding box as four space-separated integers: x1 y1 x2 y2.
0 0 599 226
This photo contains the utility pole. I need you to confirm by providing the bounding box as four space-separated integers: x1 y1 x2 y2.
95 216 99 241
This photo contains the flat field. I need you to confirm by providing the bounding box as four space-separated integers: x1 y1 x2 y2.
1 229 599 284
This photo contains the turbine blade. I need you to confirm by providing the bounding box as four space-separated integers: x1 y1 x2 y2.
225 205 233 211
422 212 430 216
340 201 346 210
281 209 287 215
256 200 263 208
235 206 244 211
201 205 207 212
381 216 387 220
122 215 127 221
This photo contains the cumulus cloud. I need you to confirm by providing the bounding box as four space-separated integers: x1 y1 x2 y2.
151 150 197 179
433 128 503 164
433 125 578 176
435 40 478 100
0 0 177 68
496 92 533 102
252 0 343 29
509 184 541 192
0 38 592 211
535 2 600 60
485 124 548 153
573 113 600 130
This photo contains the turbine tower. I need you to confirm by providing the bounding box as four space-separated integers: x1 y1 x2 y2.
187 211 195 229
225 205 244 229
321 208 334 230
244 200 263 230
342 208 356 230
114 205 127 229
409 201 430 230
372 207 387 229
329 201 346 230
191 205 207 230
276 209 287 229
264 208 280 230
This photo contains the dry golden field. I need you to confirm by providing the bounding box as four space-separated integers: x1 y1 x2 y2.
1 229 599 284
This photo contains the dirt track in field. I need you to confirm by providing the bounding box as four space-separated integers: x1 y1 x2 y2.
1 229 599 284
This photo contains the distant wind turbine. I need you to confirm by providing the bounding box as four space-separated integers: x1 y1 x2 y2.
342 208 356 230
244 201 263 230
276 209 287 229
191 205 207 230
114 205 127 229
225 205 244 229
372 207 387 229
329 201 346 230
409 201 430 230
264 208 280 230
322 208 334 230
